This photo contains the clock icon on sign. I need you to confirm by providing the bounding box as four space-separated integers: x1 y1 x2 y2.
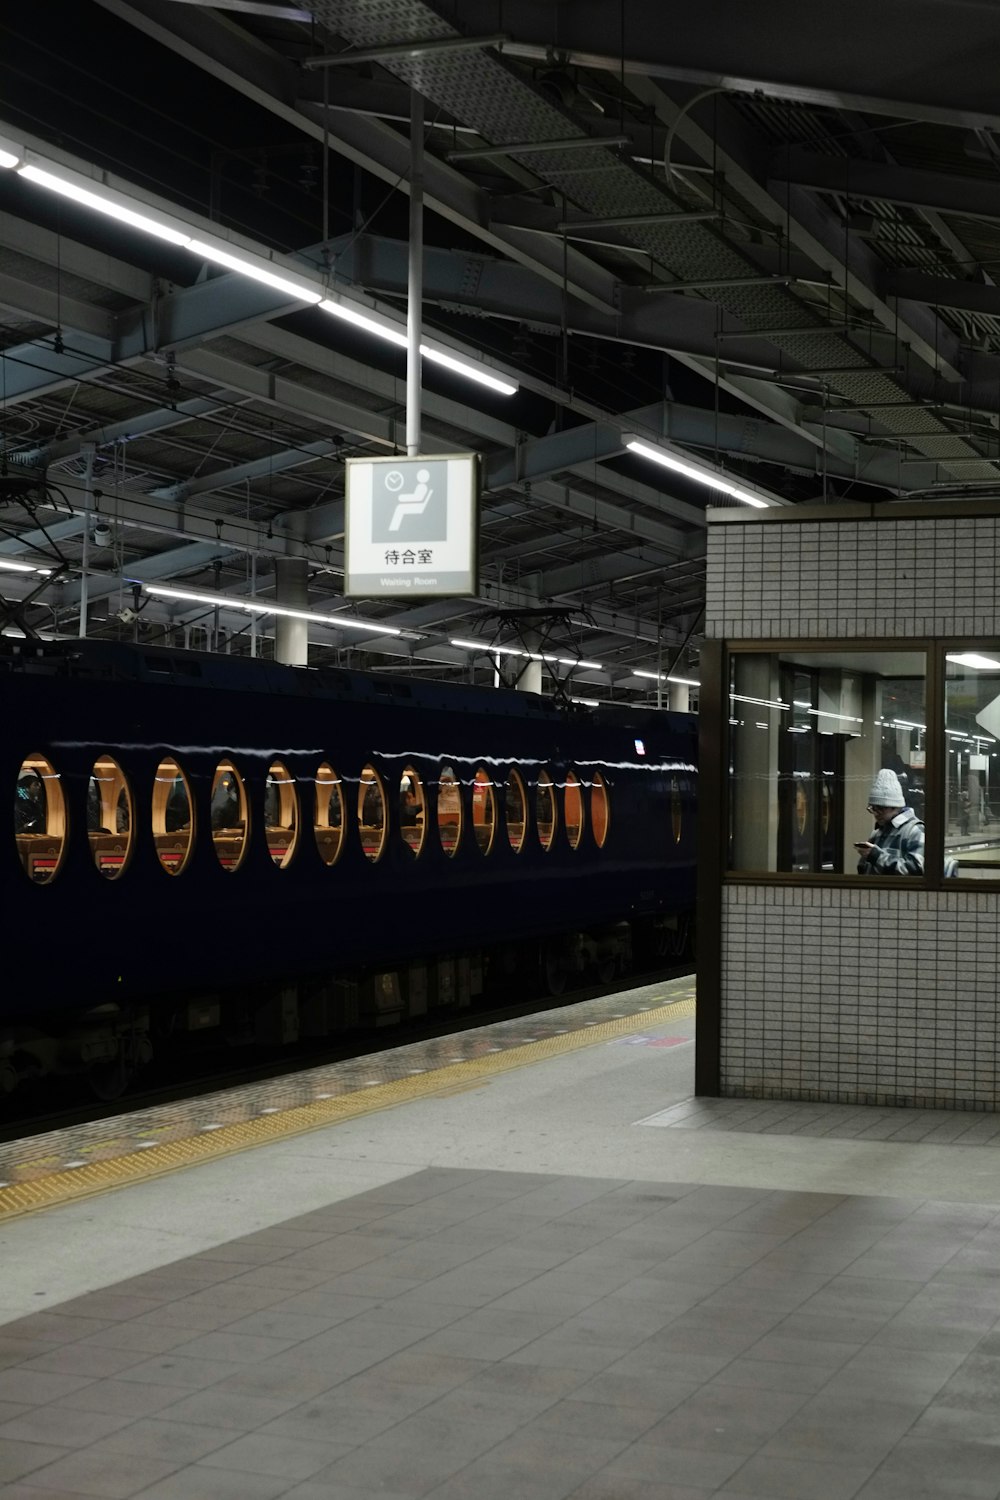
385 470 405 492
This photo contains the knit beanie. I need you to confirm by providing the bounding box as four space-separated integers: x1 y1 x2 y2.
868 768 905 807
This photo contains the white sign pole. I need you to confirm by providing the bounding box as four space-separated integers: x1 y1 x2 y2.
407 89 423 459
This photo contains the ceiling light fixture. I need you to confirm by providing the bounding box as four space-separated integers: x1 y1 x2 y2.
319 297 518 395
622 434 773 508
0 557 52 575
187 240 323 305
946 652 1000 670
450 638 602 669
10 134 518 397
144 583 403 636
633 669 700 686
17 162 192 246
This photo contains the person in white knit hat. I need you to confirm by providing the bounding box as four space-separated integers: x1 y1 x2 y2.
855 767 924 875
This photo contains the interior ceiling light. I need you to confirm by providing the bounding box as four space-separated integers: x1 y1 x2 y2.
0 557 52 575
623 434 773 508
633 669 700 686
450 639 602 669
5 134 518 397
319 297 517 395
17 162 192 246
144 583 403 636
946 652 1000 670
187 240 323 304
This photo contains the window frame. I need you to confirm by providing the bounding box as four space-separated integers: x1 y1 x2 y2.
210 758 251 874
152 756 196 877
87 754 134 881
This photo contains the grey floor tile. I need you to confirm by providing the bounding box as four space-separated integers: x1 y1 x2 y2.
431 1475 595 1500
0 1370 93 1404
569 1371 700 1413
759 1394 925 1465
259 1397 407 1444
0 1441 74 1484
640 1382 811 1456
157 1389 299 1431
0 1406 135 1446
568 1481 713 1500
86 1416 238 1463
76 1325 204 1356
20 1344 150 1379
199 1430 355 1479
14 1448 180 1497
53 1382 186 1419
162 1330 300 1363
126 1467 293 1500
871 1434 1000 1490
517 1396 664 1443
719 1454 875 1498
853 1468 997 1499
117 1355 243 1390
589 1439 746 1490
710 1357 833 1395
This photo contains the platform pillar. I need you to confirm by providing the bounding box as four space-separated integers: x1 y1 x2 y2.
275 558 308 666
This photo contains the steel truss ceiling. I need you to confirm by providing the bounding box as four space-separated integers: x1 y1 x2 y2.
1 0 999 697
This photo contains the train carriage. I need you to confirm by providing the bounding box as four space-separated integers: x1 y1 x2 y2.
1 639 697 1097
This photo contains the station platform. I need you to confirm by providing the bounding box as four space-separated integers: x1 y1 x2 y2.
2 975 1000 1500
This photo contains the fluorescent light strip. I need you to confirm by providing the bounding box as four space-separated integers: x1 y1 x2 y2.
633 669 700 686
12 151 517 395
18 163 192 246
320 299 518 395
623 435 772 508
145 583 403 636
946 652 1000 670
450 639 602 669
190 240 322 304
0 557 52 575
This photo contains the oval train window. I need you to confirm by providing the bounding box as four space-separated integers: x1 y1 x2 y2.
564 769 584 850
14 753 67 885
211 760 249 872
591 771 610 848
437 765 462 856
472 768 495 855
152 757 195 876
536 769 557 852
265 760 298 869
504 770 527 853
399 767 426 857
314 763 344 866
87 755 133 880
671 775 683 844
358 764 387 862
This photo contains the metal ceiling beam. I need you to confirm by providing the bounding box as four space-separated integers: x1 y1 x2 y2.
454 0 1000 133
0 212 153 302
0 272 114 343
12 393 248 467
885 273 1000 318
148 439 344 503
771 150 1000 225
62 541 240 608
94 0 622 317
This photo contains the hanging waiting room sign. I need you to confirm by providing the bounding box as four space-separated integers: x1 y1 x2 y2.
344 452 479 598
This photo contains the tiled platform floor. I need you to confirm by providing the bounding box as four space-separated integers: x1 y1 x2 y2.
3 1167 1000 1498
643 1096 1000 1146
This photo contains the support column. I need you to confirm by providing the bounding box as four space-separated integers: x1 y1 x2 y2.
275 557 309 666
516 630 543 694
406 90 423 459
671 682 690 712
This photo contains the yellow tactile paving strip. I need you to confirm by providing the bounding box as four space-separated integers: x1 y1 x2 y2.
0 993 695 1222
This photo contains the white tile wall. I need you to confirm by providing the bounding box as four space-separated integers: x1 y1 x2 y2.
711 509 1000 1110
721 882 1000 1109
706 514 1000 638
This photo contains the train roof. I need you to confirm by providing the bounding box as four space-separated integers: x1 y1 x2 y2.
0 637 690 730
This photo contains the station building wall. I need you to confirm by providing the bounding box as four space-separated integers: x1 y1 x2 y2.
705 505 1000 1110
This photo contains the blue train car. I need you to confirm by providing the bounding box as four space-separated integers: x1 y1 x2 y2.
2 639 696 1096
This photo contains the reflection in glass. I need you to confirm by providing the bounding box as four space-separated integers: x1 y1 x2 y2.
358 764 386 862
536 770 556 851
437 765 462 856
591 772 609 848
314 763 344 866
87 756 132 880
472 769 495 855
152 757 194 875
399 766 426 856
945 649 1000 879
505 770 527 852
211 760 249 871
563 769 583 849
15 753 67 884
728 649 927 875
265 761 298 869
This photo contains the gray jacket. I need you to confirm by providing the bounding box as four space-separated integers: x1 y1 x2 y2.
857 806 924 876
